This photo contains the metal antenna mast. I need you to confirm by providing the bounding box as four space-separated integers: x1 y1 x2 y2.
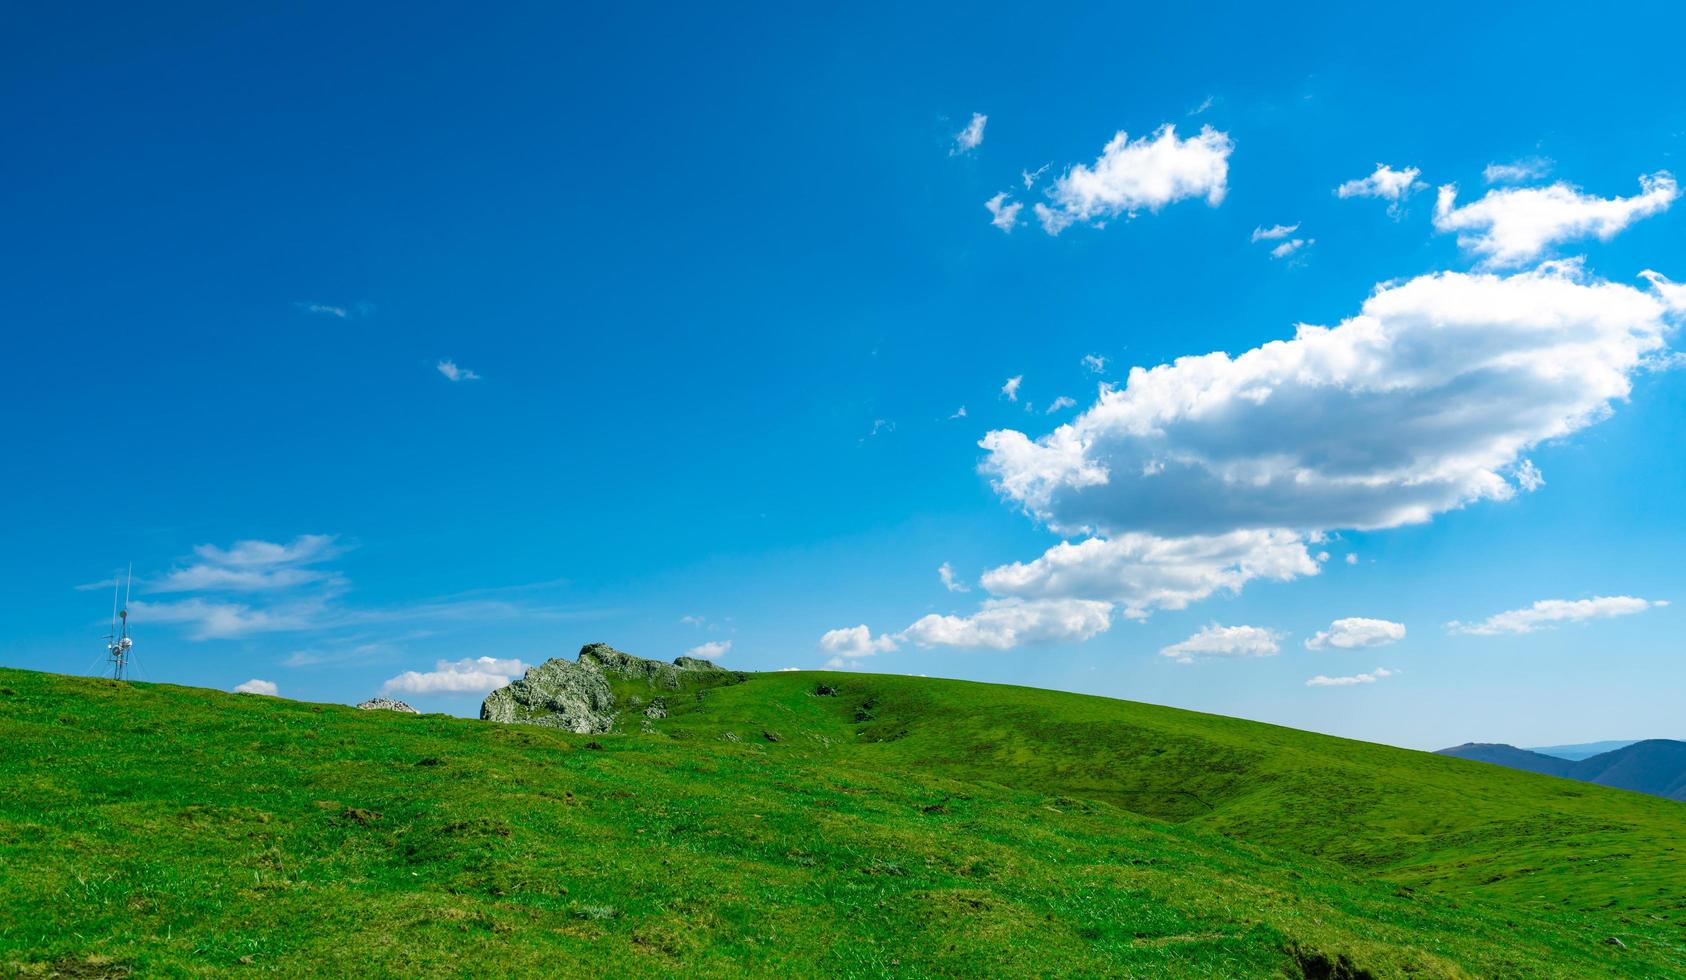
105 563 134 680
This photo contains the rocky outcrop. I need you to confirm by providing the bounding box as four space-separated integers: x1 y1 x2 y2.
479 643 728 732
356 697 419 713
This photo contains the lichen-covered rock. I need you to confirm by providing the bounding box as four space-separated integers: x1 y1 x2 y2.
479 656 616 732
355 697 418 713
479 643 729 731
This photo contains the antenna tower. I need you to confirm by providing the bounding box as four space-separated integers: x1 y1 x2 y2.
105 564 134 680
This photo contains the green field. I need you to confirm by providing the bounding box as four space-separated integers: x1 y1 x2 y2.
2 665 1683 976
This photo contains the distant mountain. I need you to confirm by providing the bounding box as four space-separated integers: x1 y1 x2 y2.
1526 739 1640 761
1437 739 1686 801
1438 743 1576 778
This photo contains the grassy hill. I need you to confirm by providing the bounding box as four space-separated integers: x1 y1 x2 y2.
2 665 1683 977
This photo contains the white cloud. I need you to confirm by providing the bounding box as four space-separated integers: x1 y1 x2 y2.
131 597 325 640
1045 396 1077 414
302 303 347 318
964 263 1678 636
1335 164 1426 212
1345 553 1358 565
900 597 1112 650
1034 124 1233 235
985 192 1022 232
685 640 731 660
1269 238 1313 259
382 656 528 695
818 624 898 659
949 406 968 419
152 534 342 593
1305 617 1405 650
233 678 279 696
437 359 481 382
130 536 582 642
1433 173 1677 268
982 530 1318 620
1160 624 1281 664
1082 354 1108 374
1514 459 1545 492
938 562 970 593
1449 596 1667 636
1251 223 1299 242
1190 95 1215 115
1640 269 1686 310
1022 163 1051 189
1001 375 1023 402
1307 666 1398 687
980 263 1678 542
951 112 987 155
1484 158 1552 184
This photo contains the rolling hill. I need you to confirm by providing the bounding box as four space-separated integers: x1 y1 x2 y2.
1438 739 1686 801
2 653 1684 977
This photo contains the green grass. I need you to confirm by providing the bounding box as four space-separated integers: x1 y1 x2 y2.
2 667 1682 977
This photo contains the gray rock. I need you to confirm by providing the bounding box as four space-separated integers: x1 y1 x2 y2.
355 697 419 713
479 643 728 731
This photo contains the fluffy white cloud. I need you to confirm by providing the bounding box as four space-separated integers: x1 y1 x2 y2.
233 678 279 696
1449 596 1667 636
685 640 731 660
985 192 1022 231
982 530 1318 620
1251 223 1299 242
938 562 970 593
437 359 481 382
1335 165 1425 209
382 656 528 695
1034 124 1232 235
900 597 1112 650
1484 158 1552 184
1307 666 1398 687
1306 617 1405 650
952 112 987 155
1001 375 1022 401
1160 624 1281 664
818 624 898 659
1433 173 1677 268
980 263 1679 541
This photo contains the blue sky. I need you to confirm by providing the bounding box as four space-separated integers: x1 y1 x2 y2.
4 2 1684 749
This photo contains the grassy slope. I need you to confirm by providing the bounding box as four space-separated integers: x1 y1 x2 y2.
0 667 1681 977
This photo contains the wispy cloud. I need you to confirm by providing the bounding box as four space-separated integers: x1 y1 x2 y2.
1307 666 1398 687
1001 375 1022 402
1251 223 1299 242
1335 164 1426 217
437 359 481 382
1449 596 1667 636
1484 158 1552 184
938 562 970 593
951 112 987 155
